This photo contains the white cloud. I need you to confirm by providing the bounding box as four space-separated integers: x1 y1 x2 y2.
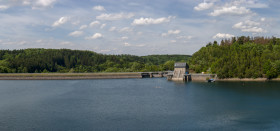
85 33 103 40
89 21 100 27
124 42 131 46
0 5 9 10
261 18 266 22
19 41 27 45
168 30 181 34
109 27 116 31
36 39 43 43
233 22 244 29
241 27 264 33
176 36 193 40
119 27 132 32
132 16 172 25
170 40 177 43
100 49 111 53
194 2 214 11
59 41 74 46
1 41 28 45
72 20 80 25
210 6 251 16
96 13 134 20
137 32 143 35
162 30 181 37
231 0 268 8
213 33 234 39
100 24 106 29
123 42 145 47
162 34 169 37
17 0 57 8
93 5 105 11
52 16 68 27
233 20 265 33
233 20 259 28
79 25 88 30
135 44 145 47
23 0 31 5
35 0 56 7
121 37 128 40
69 31 83 37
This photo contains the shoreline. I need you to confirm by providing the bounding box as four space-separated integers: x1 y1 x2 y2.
0 73 280 81
216 78 280 82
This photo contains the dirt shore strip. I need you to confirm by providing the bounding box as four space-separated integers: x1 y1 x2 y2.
216 78 280 81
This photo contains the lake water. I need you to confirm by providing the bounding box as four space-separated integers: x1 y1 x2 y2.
0 78 280 130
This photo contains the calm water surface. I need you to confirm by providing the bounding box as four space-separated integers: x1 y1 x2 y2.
0 78 280 130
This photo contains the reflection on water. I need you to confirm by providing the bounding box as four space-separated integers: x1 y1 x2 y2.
0 79 280 130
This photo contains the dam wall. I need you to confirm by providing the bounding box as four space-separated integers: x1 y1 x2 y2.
0 72 170 80
191 74 216 81
167 73 216 82
0 73 143 80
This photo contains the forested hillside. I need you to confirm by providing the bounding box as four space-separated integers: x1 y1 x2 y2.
0 49 191 73
190 36 280 79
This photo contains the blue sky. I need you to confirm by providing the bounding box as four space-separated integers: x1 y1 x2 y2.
0 0 279 55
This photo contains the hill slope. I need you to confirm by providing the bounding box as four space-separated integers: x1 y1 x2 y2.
189 36 280 79
0 49 191 73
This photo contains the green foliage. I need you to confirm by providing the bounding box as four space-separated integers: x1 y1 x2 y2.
0 49 191 73
0 66 11 73
163 60 175 71
190 36 280 79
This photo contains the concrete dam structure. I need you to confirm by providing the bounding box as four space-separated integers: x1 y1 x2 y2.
167 62 190 81
171 63 189 81
167 62 216 82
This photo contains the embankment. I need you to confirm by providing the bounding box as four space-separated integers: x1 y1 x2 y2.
216 78 268 81
190 74 280 81
0 73 142 80
190 74 216 81
216 78 280 81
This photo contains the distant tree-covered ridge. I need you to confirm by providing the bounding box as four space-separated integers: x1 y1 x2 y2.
190 36 280 79
0 49 191 73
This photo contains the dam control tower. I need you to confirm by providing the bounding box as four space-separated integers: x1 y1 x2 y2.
171 62 189 81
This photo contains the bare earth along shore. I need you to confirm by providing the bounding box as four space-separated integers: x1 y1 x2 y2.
216 78 280 82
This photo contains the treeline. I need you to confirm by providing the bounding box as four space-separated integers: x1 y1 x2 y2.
220 36 280 46
0 49 191 73
190 36 280 79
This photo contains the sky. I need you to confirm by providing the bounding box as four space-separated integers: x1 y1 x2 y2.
0 0 279 56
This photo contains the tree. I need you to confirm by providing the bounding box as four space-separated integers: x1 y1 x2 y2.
190 36 280 79
131 62 143 71
163 61 175 71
